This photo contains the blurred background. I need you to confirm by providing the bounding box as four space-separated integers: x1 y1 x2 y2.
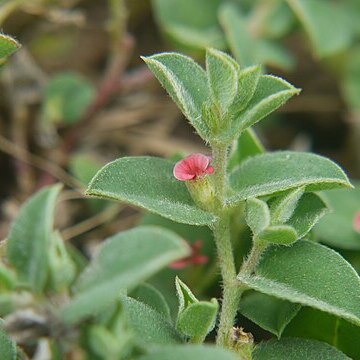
1 0 360 276
2 2 360 355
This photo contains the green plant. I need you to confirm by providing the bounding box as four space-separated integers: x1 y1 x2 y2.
1 32 360 359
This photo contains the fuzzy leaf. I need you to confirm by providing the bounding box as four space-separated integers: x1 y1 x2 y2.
286 192 328 238
229 151 351 204
142 53 210 140
7 184 61 292
219 3 256 67
206 48 238 114
270 187 305 225
283 307 360 359
287 0 353 58
238 240 360 326
176 300 218 341
137 345 239 360
0 34 20 59
86 157 215 226
175 277 198 314
229 65 261 115
122 296 182 347
257 225 298 246
239 291 301 338
233 75 299 136
131 283 171 320
152 0 225 50
245 198 270 235
61 226 190 323
314 186 360 250
0 326 16 360
253 337 349 360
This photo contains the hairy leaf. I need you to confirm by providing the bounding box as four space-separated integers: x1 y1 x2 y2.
229 151 351 204
238 240 360 326
7 184 61 292
87 157 215 226
61 226 190 323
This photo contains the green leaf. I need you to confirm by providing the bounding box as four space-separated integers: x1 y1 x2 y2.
229 151 351 204
229 65 262 115
228 128 265 170
86 156 215 226
286 192 328 239
233 75 299 135
48 231 77 291
206 48 238 114
0 326 16 360
283 307 360 359
269 187 305 225
7 184 62 292
152 0 225 50
137 345 239 360
61 226 190 323
314 186 360 250
238 240 360 326
219 3 256 67
245 198 270 235
0 34 20 59
175 277 198 313
239 291 301 338
175 277 218 341
122 296 182 346
219 4 294 71
41 72 95 125
286 0 353 58
253 337 349 360
176 300 218 341
142 53 210 140
257 225 298 246
131 283 171 321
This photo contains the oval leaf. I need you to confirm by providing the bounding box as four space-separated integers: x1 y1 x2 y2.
137 345 239 360
0 34 20 59
314 186 360 250
253 337 349 360
245 198 270 235
142 53 210 140
122 296 182 347
7 184 62 292
229 151 351 204
206 48 238 113
238 240 360 326
239 291 301 338
61 226 190 323
86 157 215 226
131 283 171 320
257 225 298 246
0 326 17 360
234 75 300 135
176 300 218 340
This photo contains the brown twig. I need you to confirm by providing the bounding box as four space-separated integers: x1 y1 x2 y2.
0 134 84 191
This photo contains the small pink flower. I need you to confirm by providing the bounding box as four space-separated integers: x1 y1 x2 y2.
173 153 214 181
353 211 360 233
169 240 208 269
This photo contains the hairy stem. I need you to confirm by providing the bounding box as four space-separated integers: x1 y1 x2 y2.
211 144 239 346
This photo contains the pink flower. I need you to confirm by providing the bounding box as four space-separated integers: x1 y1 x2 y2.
173 153 214 181
353 211 360 233
169 240 208 269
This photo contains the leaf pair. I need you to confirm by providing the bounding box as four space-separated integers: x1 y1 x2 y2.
86 151 351 228
142 49 299 144
245 187 327 246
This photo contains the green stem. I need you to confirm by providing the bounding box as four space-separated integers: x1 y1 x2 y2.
211 143 240 347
